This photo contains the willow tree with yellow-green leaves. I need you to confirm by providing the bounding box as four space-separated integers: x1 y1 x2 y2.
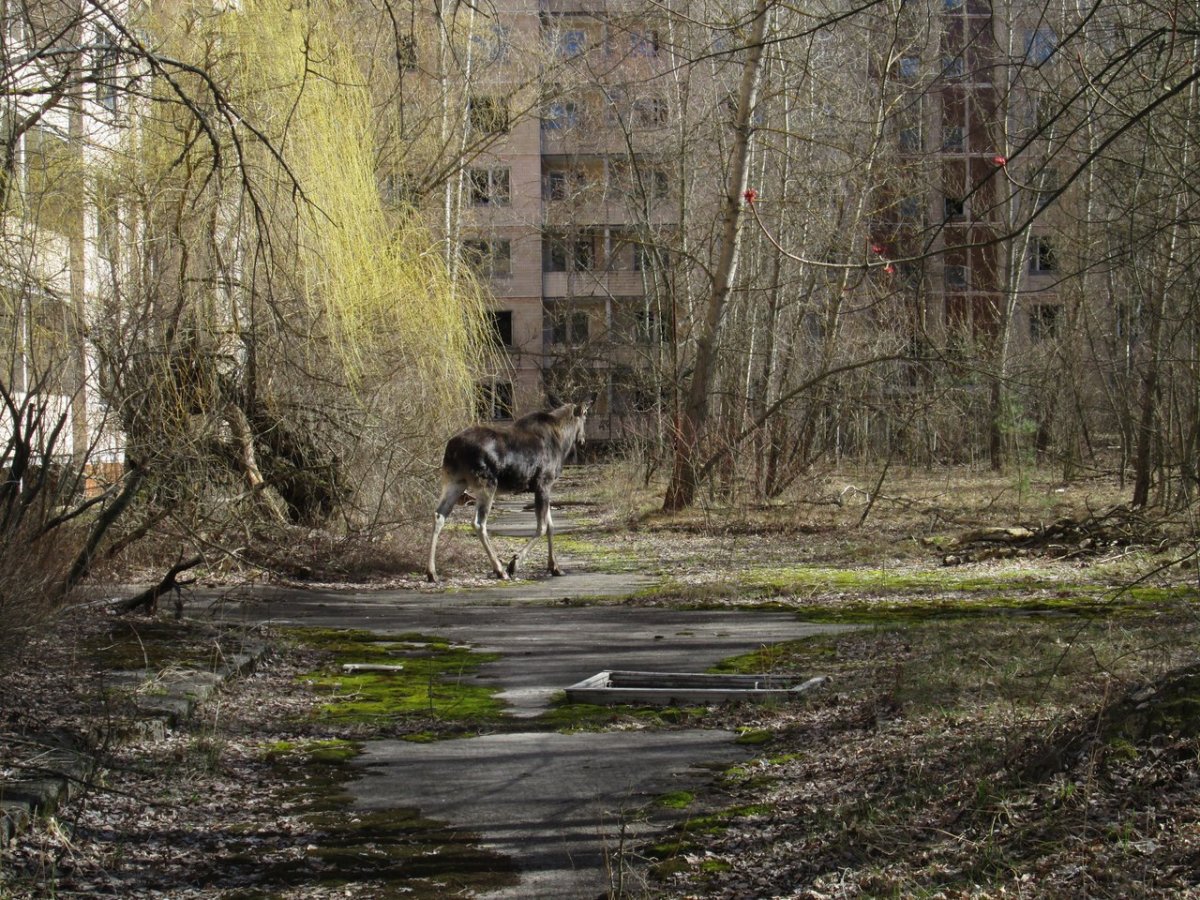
226 0 493 507
86 0 493 575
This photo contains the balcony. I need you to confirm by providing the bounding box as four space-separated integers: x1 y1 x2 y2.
543 198 675 228
542 270 648 297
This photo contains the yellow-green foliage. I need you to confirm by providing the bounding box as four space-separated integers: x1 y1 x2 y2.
127 1 490 422
225 0 490 405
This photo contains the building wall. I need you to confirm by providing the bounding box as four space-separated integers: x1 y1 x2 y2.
427 0 673 441
1 7 128 473
890 0 1061 354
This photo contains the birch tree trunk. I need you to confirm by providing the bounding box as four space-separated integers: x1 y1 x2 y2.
663 0 771 512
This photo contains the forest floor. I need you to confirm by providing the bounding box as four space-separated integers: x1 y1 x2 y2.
2 463 1199 898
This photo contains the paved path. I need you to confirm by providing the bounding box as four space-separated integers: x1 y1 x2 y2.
191 505 850 897
355 730 748 899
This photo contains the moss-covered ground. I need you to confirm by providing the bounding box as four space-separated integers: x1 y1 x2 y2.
5 464 1198 898
205 737 519 898
290 628 504 734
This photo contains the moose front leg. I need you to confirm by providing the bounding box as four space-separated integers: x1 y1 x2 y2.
544 504 563 576
507 489 561 578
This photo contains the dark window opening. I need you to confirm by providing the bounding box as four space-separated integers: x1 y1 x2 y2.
94 29 120 111
478 380 514 420
462 238 512 278
544 168 585 200
1030 237 1057 274
945 264 967 289
490 310 514 348
544 308 589 346
470 167 511 206
543 233 596 272
398 34 417 69
612 366 661 414
1030 304 1060 341
631 29 660 57
543 97 580 130
469 96 510 134
631 96 668 128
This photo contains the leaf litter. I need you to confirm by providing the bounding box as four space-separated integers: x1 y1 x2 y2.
3 467 1200 897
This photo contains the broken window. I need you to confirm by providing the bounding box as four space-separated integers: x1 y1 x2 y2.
469 96 510 134
490 310 514 348
470 167 511 206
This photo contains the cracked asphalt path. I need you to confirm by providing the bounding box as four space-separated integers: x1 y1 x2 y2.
193 505 849 897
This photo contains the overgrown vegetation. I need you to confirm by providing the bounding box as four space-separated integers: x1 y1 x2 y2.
0 0 496 665
649 607 1200 897
292 628 504 736
1 465 1196 897
551 466 1200 897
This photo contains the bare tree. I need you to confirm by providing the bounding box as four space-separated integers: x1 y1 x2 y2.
0 0 494 656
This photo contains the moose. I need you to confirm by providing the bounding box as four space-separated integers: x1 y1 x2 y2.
425 398 593 582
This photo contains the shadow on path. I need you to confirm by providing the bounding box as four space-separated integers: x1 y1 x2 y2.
187 502 847 898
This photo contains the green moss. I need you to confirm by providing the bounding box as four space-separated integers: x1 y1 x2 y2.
651 802 774 866
536 699 705 732
228 738 517 896
1122 585 1197 604
289 628 505 729
638 566 1068 606
546 535 643 573
261 738 359 765
536 701 625 731
402 731 441 743
1106 737 1140 762
734 728 773 746
767 752 805 765
710 642 797 675
648 800 777 881
635 565 1197 625
84 620 241 671
656 790 695 810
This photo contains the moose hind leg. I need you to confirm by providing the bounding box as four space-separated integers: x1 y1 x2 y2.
473 484 508 579
426 480 466 582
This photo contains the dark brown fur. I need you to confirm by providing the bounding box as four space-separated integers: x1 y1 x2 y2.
426 401 591 582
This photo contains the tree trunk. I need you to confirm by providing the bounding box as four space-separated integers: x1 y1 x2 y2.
1130 302 1164 508
663 0 771 512
58 467 147 600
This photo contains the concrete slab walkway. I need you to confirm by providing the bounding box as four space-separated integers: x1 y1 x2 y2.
354 729 747 899
191 504 849 897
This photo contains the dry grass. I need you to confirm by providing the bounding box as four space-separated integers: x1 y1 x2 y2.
3 460 1197 898
553 462 1200 898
